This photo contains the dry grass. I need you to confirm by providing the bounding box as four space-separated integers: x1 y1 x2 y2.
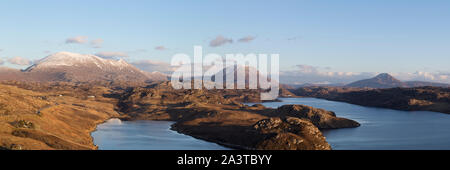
0 84 119 150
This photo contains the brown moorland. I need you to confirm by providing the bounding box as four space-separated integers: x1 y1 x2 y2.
0 83 119 150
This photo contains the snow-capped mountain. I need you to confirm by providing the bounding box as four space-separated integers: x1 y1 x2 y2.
21 52 167 82
26 52 135 71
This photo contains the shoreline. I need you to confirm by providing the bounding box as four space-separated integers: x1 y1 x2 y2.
91 118 236 150
280 97 450 115
89 114 129 150
88 117 116 150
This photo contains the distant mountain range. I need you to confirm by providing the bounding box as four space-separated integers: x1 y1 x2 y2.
0 52 448 89
346 73 449 88
0 52 167 83
290 73 449 89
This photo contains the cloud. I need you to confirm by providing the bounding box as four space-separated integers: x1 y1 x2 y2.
280 64 450 85
296 65 319 73
390 71 450 83
292 65 361 77
131 60 175 74
95 52 129 59
8 56 31 66
238 36 255 43
91 39 103 48
155 46 166 51
65 36 88 44
209 36 233 47
280 65 376 85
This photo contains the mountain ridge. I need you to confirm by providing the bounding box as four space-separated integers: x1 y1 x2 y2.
0 52 167 83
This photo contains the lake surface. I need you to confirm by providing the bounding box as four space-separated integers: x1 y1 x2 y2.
250 98 450 150
93 98 450 150
92 119 228 150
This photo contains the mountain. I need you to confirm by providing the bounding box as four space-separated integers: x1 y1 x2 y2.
142 71 169 82
346 73 406 88
346 73 449 88
206 65 275 89
0 67 36 81
0 52 167 83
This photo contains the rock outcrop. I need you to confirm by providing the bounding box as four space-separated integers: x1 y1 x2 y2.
253 117 331 150
276 105 360 129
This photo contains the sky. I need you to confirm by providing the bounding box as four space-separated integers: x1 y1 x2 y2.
0 0 449 84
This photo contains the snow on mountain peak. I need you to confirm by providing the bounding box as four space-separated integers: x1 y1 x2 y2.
18 51 168 82
28 51 130 70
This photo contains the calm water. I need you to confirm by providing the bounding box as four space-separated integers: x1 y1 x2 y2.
93 98 450 150
92 119 228 150
250 98 450 150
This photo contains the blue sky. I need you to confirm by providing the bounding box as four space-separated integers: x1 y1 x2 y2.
0 0 449 83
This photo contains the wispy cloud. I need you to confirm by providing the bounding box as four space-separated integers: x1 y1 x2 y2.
391 71 450 83
8 56 31 66
90 38 104 48
279 64 376 85
296 65 319 74
131 60 174 73
95 52 129 59
238 36 255 43
210 35 233 47
155 46 166 51
65 36 88 44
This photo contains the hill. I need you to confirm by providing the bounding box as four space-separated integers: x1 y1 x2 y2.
346 73 405 88
0 52 167 83
346 73 449 88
